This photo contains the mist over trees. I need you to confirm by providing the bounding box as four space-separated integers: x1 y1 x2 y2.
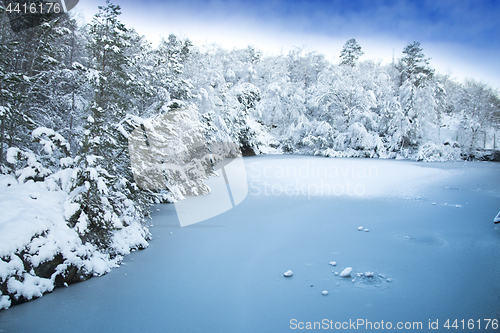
1 1 500 251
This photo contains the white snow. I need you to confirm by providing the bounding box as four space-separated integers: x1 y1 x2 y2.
283 270 293 277
0 172 150 309
340 267 353 277
494 211 500 224
7 274 54 301
0 295 10 310
329 261 337 266
322 290 328 295
6 147 20 164
358 226 363 230
32 127 55 138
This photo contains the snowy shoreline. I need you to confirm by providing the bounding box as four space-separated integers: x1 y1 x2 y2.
0 173 150 310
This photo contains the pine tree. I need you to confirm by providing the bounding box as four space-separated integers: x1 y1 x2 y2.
87 0 131 118
65 1 152 251
340 38 364 67
0 12 35 164
234 83 261 154
153 34 193 103
0 10 84 167
398 41 434 87
395 42 437 149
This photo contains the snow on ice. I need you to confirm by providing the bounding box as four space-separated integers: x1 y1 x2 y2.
340 267 353 277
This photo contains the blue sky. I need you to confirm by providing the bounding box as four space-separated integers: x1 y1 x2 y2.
75 0 500 89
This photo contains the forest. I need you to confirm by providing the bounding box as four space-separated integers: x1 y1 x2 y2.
0 1 499 309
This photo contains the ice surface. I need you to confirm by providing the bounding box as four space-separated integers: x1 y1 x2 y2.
1 156 499 333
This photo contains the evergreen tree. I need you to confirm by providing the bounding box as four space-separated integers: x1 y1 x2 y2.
65 1 152 251
152 34 193 103
340 38 364 67
395 42 437 149
0 9 82 167
87 0 131 118
398 41 434 87
234 82 261 155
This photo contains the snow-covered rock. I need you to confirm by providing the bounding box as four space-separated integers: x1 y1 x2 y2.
358 226 363 231
284 270 293 277
494 211 500 224
340 267 353 277
365 272 375 278
364 229 369 232
322 290 328 295
329 261 337 266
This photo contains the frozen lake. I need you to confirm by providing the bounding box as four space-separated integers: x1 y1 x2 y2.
1 156 499 332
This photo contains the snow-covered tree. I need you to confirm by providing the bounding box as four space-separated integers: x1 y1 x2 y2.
0 9 88 167
340 38 364 67
145 34 193 111
233 82 261 154
60 1 153 251
458 80 500 156
394 42 437 149
314 65 376 130
398 41 434 87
